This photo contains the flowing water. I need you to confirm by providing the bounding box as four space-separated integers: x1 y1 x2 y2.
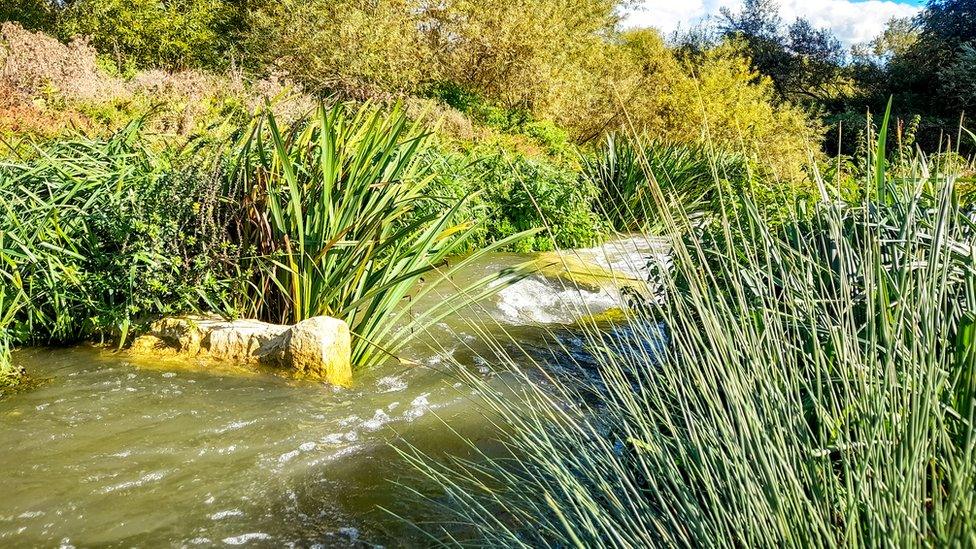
0 237 664 547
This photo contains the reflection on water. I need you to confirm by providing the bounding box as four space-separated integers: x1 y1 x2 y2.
0 236 664 546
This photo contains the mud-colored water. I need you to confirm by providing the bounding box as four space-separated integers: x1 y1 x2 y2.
0 237 662 547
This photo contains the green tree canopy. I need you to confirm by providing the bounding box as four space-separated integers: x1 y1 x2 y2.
59 0 244 70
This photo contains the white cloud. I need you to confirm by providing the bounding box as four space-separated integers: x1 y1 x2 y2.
623 0 921 45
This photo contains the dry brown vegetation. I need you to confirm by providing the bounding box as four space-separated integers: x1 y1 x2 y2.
0 22 312 137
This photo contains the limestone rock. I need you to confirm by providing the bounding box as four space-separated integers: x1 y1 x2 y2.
130 315 352 386
266 317 352 386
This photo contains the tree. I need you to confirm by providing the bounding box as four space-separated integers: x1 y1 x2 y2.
719 0 790 95
719 0 850 104
59 0 243 70
783 18 850 102
0 0 57 32
870 17 920 62
247 0 434 97
940 41 976 113
720 0 781 39
426 0 621 118
919 0 976 48
886 0 976 116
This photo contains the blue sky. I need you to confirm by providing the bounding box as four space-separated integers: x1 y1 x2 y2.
623 0 925 45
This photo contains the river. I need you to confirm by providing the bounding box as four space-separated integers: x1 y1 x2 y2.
0 236 663 547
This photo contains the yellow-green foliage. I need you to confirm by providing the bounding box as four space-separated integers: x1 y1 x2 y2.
680 40 821 180
244 1 820 177
248 0 436 97
59 0 239 70
430 0 620 121
594 32 820 180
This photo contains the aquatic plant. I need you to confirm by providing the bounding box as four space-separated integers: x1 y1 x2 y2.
583 133 753 231
401 111 976 545
229 102 531 369
0 233 23 385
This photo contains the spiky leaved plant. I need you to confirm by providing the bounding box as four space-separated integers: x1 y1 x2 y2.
230 102 531 369
583 133 752 232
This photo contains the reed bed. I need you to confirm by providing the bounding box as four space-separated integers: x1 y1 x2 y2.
399 114 976 546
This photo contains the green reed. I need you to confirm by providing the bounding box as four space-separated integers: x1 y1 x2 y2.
399 109 976 546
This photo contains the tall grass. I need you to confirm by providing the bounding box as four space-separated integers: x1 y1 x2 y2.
228 102 530 369
583 133 752 231
0 232 23 386
400 116 976 545
0 120 235 348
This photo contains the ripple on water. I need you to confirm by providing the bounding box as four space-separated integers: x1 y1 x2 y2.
99 471 168 494
277 450 300 464
209 510 244 520
404 393 430 421
222 533 271 545
361 409 390 431
376 375 407 393
212 419 258 434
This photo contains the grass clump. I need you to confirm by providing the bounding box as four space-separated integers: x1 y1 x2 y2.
0 236 24 389
400 115 976 545
228 102 529 369
0 121 237 348
583 133 755 231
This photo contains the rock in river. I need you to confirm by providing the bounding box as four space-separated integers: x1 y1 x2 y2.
130 315 352 386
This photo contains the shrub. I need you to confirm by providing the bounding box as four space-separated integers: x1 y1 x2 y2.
0 22 313 139
241 0 819 180
58 0 242 70
424 0 621 124
420 144 603 252
0 21 118 103
0 121 239 346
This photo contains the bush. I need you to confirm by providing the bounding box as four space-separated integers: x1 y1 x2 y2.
420 144 603 252
241 1 819 180
58 0 242 70
0 122 239 346
0 22 314 139
0 21 118 102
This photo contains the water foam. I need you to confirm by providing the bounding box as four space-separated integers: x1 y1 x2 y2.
492 236 668 325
